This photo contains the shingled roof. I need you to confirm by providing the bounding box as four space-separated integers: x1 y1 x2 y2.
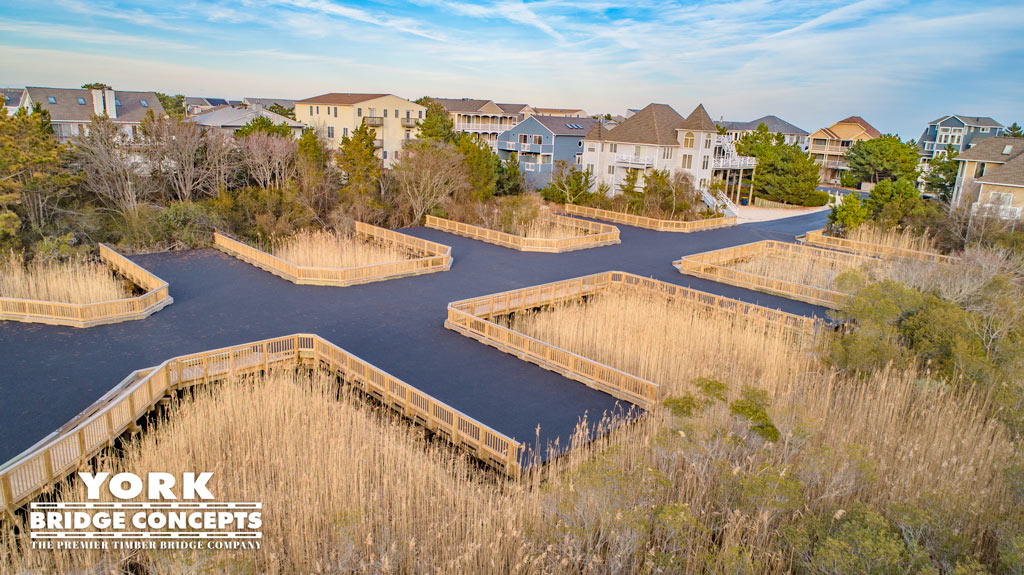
531 115 600 136
957 137 1024 163
678 104 718 132
836 115 882 139
718 115 808 135
429 97 493 113
296 93 390 105
25 87 164 123
928 115 1004 128
590 103 686 145
977 154 1024 187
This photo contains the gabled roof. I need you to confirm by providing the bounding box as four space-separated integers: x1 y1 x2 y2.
957 137 1024 163
187 106 304 129
533 107 586 115
589 103 686 145
297 93 390 105
929 115 1003 128
678 103 718 132
25 87 164 123
835 116 881 139
429 97 493 113
496 103 531 114
531 115 600 136
976 154 1024 187
717 115 808 136
1 88 23 107
584 122 611 141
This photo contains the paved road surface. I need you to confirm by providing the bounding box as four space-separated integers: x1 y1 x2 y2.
0 210 829 464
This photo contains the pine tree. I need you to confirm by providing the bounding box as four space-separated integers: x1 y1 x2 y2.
923 144 959 202
337 124 380 200
417 101 454 142
1007 122 1023 138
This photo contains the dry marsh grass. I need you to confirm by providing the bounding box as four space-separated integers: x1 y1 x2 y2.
3 289 1019 573
515 217 589 240
269 229 414 268
846 224 940 253
0 252 130 304
724 248 881 291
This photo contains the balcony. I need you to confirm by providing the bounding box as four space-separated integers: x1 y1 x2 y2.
971 202 1021 220
363 116 384 127
373 139 383 148
808 143 848 154
455 123 504 132
497 141 518 152
614 154 655 167
401 138 418 148
818 158 848 170
713 156 758 169
400 117 418 128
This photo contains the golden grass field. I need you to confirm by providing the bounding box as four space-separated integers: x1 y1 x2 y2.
0 252 130 304
3 280 1018 574
270 230 414 268
724 248 880 291
846 224 940 253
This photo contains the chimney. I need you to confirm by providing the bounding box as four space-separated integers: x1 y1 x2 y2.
91 89 104 116
103 89 117 119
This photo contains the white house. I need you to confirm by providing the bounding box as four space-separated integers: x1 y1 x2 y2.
21 86 166 143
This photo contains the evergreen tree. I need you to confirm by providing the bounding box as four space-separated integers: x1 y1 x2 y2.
828 193 869 232
844 135 920 185
267 104 296 120
235 116 294 138
155 93 185 119
1006 122 1023 138
922 144 959 202
337 124 380 200
736 124 823 206
417 100 454 142
495 155 525 196
454 133 498 201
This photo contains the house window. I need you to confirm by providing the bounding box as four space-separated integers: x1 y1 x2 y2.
587 144 595 152
662 148 673 159
383 150 388 160
327 126 334 138
140 99 148 107
357 108 362 117
702 155 709 169
405 130 411 140
610 143 617 153
519 134 528 144
406 110 411 118
587 163 593 171
383 109 388 117
682 155 693 169
981 127 989 133
989 191 1013 206
369 108 376 117
333 107 337 118
47 96 56 104
309 106 313 115
704 134 712 149
394 109 398 118
316 106 319 115
534 135 543 145
343 127 348 137
578 140 583 147
76 97 86 105
607 165 614 175
682 132 694 147
418 110 423 119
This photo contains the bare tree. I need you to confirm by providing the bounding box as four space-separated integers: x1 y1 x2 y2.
390 142 470 226
240 133 296 190
205 130 239 193
72 115 154 220
143 117 215 203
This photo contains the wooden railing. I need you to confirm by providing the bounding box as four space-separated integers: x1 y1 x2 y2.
562 204 737 232
0 334 522 516
446 271 819 408
0 244 173 328
803 229 960 264
673 240 875 308
214 222 452 287
425 214 620 253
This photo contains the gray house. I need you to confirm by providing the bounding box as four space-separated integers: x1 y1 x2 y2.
919 115 1005 160
497 115 600 188
716 115 809 149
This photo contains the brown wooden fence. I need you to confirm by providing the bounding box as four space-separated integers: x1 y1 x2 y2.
562 204 737 232
424 214 620 252
803 229 959 264
0 334 522 516
214 222 452 286
673 240 876 308
0 244 173 328
446 271 819 407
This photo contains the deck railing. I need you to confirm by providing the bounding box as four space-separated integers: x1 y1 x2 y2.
425 214 620 253
563 204 737 233
673 240 875 308
446 271 819 408
803 229 959 264
0 244 173 328
0 333 522 516
214 222 452 286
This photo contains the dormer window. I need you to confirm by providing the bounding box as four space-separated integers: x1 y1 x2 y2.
140 99 148 107
77 97 86 105
47 96 56 104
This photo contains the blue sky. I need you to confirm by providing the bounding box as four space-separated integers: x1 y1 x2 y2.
0 0 1021 139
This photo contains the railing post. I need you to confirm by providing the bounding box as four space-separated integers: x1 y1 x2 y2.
1 473 14 511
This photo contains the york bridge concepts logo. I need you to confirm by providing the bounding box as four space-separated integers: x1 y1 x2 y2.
29 472 262 550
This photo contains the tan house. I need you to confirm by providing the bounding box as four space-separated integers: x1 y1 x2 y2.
807 116 881 185
430 98 526 146
295 93 425 167
952 137 1024 220
21 86 166 143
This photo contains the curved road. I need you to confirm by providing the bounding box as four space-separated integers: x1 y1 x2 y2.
0 210 829 464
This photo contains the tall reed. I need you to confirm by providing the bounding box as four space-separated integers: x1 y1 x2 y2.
847 224 939 253
0 252 129 304
270 230 413 268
